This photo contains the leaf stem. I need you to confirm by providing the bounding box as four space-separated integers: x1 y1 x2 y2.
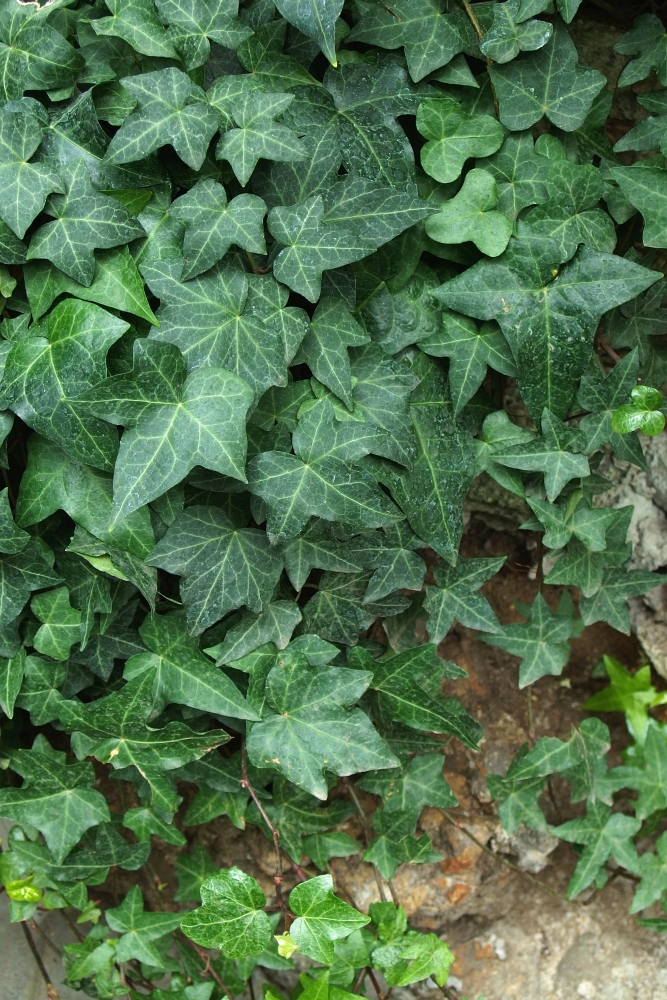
460 0 500 118
21 920 61 1000
344 778 399 905
367 968 386 1000
29 919 61 958
241 742 291 928
442 811 573 904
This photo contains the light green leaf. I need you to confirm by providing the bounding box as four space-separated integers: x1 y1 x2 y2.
552 802 640 898
289 874 370 963
417 97 504 184
479 592 576 687
106 885 183 965
217 91 306 187
480 0 552 64
425 168 512 257
31 586 82 661
295 296 370 408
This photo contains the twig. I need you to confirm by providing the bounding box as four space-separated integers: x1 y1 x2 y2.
21 921 61 1000
597 336 621 363
180 934 234 1000
442 811 573 904
352 967 368 994
460 0 500 117
367 968 386 1000
57 908 84 942
241 743 290 928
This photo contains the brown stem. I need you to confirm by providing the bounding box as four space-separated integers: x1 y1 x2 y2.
21 921 61 1000
180 935 234 1000
352 967 368 994
58 907 84 942
597 336 622 364
367 969 386 1000
460 0 500 117
245 251 273 275
442 811 572 904
241 743 290 928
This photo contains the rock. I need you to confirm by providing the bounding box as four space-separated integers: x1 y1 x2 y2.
492 825 560 874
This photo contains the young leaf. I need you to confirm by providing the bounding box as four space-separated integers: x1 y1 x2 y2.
425 168 512 257
106 885 183 965
613 13 667 88
552 801 640 898
424 556 504 643
417 98 504 184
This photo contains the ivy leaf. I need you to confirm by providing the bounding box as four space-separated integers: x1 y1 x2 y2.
268 195 373 303
237 21 318 91
289 874 370 963
274 0 343 66
146 506 283 634
489 22 606 131
608 723 667 822
425 168 512 257
417 97 504 184
123 611 258 719
302 832 361 871
14 654 66 725
75 338 253 519
0 540 62 630
435 236 660 420
295 296 370 408
26 159 145 286
0 486 29 554
582 658 667 744
424 556 504 643
91 0 179 59
142 260 287 397
349 644 483 749
217 92 307 187
480 0 552 64
31 586 82 661
181 868 272 959
358 753 457 824
342 523 426 604
206 601 302 665
171 179 266 280
1 299 127 472
418 313 516 416
552 802 640 898
355 260 442 355
479 592 576 687
488 409 589 500
45 821 151 882
0 645 25 718
524 495 619 553
609 162 667 249
246 650 399 799
375 354 474 563
58 671 230 808
17 435 155 560
0 741 110 863
301 571 394 646
523 160 616 258
280 519 362 593
346 343 419 468
364 810 442 880
247 776 354 863
613 13 667 88
106 885 183 966
247 403 402 544
630 831 667 914
0 108 63 239
246 273 309 366
477 131 549 221
175 844 218 903
123 805 186 847
348 0 474 82
0 0 84 100
105 68 219 171
25 246 158 325
579 567 663 634
578 348 645 466
155 0 252 70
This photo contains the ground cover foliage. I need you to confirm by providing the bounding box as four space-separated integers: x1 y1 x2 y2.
0 0 667 997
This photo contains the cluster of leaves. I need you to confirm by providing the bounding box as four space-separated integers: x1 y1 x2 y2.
0 0 666 996
489 655 667 914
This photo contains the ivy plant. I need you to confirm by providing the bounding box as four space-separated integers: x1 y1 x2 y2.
0 2 666 999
